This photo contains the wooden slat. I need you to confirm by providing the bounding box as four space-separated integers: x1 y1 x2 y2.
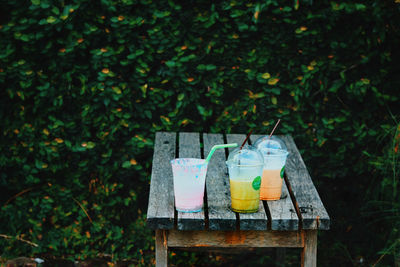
268 181 299 230
250 134 299 231
203 133 236 230
173 247 258 254
167 230 304 248
281 135 330 230
176 132 206 230
146 132 176 229
226 134 268 230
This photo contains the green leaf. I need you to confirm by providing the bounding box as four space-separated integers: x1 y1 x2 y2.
205 64 216 71
261 72 270 79
355 3 366 10
113 87 122 94
180 54 196 62
20 35 29 42
122 161 131 168
165 61 175 67
46 16 57 24
144 110 152 118
52 7 60 15
87 142 95 149
40 2 50 8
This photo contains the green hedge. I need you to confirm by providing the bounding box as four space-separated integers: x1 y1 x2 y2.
1 0 399 265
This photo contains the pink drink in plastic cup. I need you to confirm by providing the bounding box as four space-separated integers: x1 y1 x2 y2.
170 158 208 212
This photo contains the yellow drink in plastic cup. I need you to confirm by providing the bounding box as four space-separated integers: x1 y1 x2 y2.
226 145 264 213
230 177 262 212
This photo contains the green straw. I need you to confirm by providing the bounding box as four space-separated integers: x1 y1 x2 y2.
205 143 238 163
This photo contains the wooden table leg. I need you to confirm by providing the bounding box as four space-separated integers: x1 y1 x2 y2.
301 230 317 267
156 230 168 267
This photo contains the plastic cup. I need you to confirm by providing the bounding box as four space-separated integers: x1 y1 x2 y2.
259 149 289 200
226 146 264 213
253 135 287 151
170 158 208 212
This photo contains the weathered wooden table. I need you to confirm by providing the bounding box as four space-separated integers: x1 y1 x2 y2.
147 132 330 266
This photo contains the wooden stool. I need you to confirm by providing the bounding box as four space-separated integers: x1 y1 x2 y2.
147 132 330 267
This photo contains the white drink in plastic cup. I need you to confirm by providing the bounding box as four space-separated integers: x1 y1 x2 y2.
170 158 208 212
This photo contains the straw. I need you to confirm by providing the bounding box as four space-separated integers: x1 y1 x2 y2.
205 143 238 163
238 129 253 167
240 129 253 150
267 119 281 155
269 119 281 138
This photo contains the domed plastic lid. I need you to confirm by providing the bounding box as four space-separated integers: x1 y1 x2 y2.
253 135 287 153
226 145 264 166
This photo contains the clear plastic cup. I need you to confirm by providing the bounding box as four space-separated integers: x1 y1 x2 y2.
170 158 208 212
259 149 288 200
226 145 264 213
254 136 289 200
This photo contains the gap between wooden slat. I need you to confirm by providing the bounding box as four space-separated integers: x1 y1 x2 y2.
175 131 180 158
200 132 204 159
200 132 209 230
284 174 303 230
223 133 240 230
174 133 179 230
262 201 272 230
248 135 273 230
228 133 243 230
222 133 230 160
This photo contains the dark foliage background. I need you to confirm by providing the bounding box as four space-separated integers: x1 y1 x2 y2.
0 0 399 266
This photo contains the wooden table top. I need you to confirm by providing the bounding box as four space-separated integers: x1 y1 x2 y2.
146 132 330 232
